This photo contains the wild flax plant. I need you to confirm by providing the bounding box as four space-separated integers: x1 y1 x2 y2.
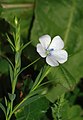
0 18 51 120
0 17 68 120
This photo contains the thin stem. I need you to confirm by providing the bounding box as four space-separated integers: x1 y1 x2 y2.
20 41 32 51
1 3 34 9
18 57 40 75
10 101 13 113
31 66 51 92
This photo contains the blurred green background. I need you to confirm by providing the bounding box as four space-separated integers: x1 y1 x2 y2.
0 0 83 120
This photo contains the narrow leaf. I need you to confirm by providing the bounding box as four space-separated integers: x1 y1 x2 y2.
0 103 6 116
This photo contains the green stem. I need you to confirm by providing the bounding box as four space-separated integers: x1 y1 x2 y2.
31 66 51 92
20 41 32 51
6 116 8 120
12 77 17 94
1 3 34 9
18 57 40 75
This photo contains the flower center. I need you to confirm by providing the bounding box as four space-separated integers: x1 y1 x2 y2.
46 48 54 56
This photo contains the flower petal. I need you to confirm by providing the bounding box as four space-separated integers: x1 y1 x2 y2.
49 36 64 50
46 55 59 67
36 43 46 58
39 35 51 49
52 50 68 64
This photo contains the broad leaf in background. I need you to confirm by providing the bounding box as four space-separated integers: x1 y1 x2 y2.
31 0 83 102
0 0 34 40
15 97 49 120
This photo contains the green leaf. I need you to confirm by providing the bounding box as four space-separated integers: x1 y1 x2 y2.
15 97 49 120
45 65 76 102
31 0 83 101
0 0 34 40
6 34 15 51
9 65 14 83
68 105 82 119
46 84 67 103
0 103 6 116
59 65 76 90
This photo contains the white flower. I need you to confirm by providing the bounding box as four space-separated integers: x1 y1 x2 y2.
36 35 68 67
